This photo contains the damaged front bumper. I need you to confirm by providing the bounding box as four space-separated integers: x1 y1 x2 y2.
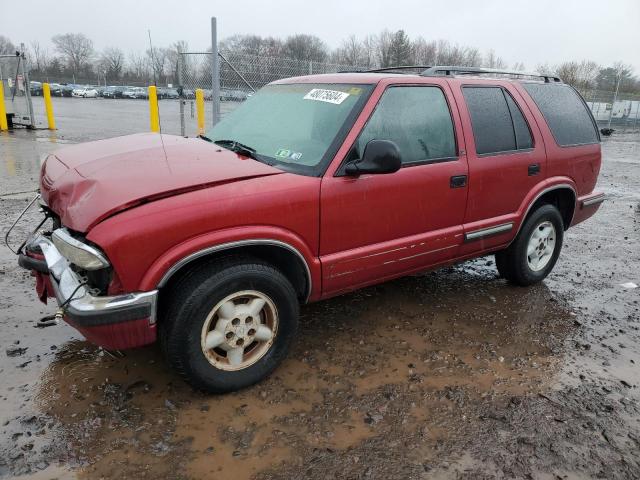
19 235 158 350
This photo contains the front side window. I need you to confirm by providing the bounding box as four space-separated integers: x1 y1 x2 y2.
354 86 457 165
206 83 373 176
463 86 533 155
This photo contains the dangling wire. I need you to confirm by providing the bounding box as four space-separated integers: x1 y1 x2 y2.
148 29 169 168
35 280 88 328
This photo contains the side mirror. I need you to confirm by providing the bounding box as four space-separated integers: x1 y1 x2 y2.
344 140 402 176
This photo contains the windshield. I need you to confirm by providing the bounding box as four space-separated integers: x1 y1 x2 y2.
206 83 372 176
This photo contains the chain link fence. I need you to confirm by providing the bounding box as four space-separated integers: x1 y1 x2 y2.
176 51 361 134
0 54 35 128
581 89 640 131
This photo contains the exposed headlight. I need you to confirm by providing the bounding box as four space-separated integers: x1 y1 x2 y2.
51 228 110 270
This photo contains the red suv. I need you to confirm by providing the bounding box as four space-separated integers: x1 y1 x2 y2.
14 66 604 392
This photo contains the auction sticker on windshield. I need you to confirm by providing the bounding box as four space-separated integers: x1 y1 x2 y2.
303 88 350 104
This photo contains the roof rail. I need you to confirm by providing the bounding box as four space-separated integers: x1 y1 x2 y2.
338 66 431 74
420 66 562 83
366 65 432 73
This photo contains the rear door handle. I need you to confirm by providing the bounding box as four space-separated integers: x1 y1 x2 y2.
450 175 467 188
528 163 541 176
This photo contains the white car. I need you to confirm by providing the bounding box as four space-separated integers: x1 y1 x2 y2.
72 87 99 98
83 88 99 98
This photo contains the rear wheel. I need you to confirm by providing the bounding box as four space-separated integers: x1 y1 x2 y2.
495 204 564 286
160 257 299 393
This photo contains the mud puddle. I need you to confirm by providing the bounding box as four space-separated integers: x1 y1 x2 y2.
1 132 640 479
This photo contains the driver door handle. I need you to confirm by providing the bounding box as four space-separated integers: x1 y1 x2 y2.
450 175 467 188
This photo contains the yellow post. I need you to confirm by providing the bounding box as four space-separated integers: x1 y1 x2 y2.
43 83 56 130
0 82 8 131
148 86 160 133
196 88 205 135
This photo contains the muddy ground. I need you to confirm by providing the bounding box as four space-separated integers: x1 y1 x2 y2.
0 128 639 479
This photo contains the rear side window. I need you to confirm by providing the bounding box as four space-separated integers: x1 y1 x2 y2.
356 86 457 164
462 86 533 155
522 83 598 146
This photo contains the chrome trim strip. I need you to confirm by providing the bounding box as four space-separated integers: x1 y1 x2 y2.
34 235 158 324
465 222 514 242
51 228 110 270
509 184 577 244
582 194 605 207
156 239 314 303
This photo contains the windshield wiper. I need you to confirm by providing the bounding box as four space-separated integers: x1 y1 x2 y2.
213 139 270 164
198 134 213 142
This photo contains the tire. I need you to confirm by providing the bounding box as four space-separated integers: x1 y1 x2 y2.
159 256 299 393
495 204 564 286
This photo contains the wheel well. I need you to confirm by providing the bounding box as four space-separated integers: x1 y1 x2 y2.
528 188 576 229
159 244 310 302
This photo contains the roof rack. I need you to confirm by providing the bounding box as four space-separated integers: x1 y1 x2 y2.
366 65 432 73
420 66 562 83
337 66 431 74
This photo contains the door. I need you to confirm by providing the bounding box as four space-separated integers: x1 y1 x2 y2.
450 82 546 254
320 83 469 297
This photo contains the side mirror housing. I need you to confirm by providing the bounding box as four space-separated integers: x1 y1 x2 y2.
344 140 402 176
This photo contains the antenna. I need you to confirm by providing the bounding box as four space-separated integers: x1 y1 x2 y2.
147 29 169 164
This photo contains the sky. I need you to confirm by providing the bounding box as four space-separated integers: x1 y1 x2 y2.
2 0 639 72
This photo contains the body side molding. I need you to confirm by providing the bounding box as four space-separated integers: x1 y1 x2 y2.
465 222 514 241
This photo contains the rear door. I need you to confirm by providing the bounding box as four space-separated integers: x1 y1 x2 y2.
320 81 469 297
449 81 546 253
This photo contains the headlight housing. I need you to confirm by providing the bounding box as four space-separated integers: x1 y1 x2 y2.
51 228 110 270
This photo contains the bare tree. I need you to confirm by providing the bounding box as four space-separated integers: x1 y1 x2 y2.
29 41 51 72
166 40 189 84
282 34 328 63
334 35 363 66
0 35 16 55
52 33 94 74
360 35 376 68
146 46 169 82
127 52 150 81
220 35 283 57
412 37 438 66
484 49 507 69
100 47 125 81
375 30 393 67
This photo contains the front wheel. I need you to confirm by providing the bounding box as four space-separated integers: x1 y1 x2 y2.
160 257 299 393
495 204 564 286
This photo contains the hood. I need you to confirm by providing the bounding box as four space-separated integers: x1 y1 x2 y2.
40 133 283 232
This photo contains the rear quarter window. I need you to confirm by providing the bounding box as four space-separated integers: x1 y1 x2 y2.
522 83 598 147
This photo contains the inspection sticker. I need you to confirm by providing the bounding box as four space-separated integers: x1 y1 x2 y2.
275 149 303 161
303 88 350 104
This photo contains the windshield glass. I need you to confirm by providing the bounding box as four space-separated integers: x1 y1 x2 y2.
206 83 372 175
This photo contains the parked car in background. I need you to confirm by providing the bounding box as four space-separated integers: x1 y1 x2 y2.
220 88 251 102
29 81 43 96
164 88 179 99
103 86 126 99
84 88 99 98
122 87 138 99
16 67 604 393
72 87 99 98
219 88 235 101
49 84 74 97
